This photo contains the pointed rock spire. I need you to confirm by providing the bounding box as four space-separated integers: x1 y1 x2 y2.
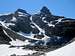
40 6 51 15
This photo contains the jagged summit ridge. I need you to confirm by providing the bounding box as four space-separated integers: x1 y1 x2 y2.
16 9 27 13
0 6 75 52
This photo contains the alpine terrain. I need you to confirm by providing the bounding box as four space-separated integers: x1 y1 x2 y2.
0 6 75 56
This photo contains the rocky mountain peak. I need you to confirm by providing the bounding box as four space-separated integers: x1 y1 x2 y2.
40 6 51 16
14 8 31 17
15 9 27 13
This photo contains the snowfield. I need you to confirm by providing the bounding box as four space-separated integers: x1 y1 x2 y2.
0 44 37 56
46 41 75 56
0 41 75 56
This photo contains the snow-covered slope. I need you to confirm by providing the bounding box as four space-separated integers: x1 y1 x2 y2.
0 41 75 56
46 41 75 56
0 44 37 56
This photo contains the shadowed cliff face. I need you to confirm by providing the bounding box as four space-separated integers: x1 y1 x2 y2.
0 6 75 52
0 25 11 44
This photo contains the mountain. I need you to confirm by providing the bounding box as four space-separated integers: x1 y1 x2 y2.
0 6 75 52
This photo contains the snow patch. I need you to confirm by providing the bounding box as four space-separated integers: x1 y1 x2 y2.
32 21 45 34
11 16 17 22
55 18 64 24
18 12 28 17
47 23 55 27
42 17 46 20
30 16 32 21
0 45 37 56
17 31 40 40
5 23 15 27
0 21 8 28
31 25 35 28
42 17 48 23
0 21 15 28
10 39 30 46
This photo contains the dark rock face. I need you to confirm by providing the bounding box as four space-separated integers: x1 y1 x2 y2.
0 25 11 44
34 35 44 39
0 6 75 48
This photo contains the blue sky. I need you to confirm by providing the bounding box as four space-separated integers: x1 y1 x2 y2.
0 0 75 18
